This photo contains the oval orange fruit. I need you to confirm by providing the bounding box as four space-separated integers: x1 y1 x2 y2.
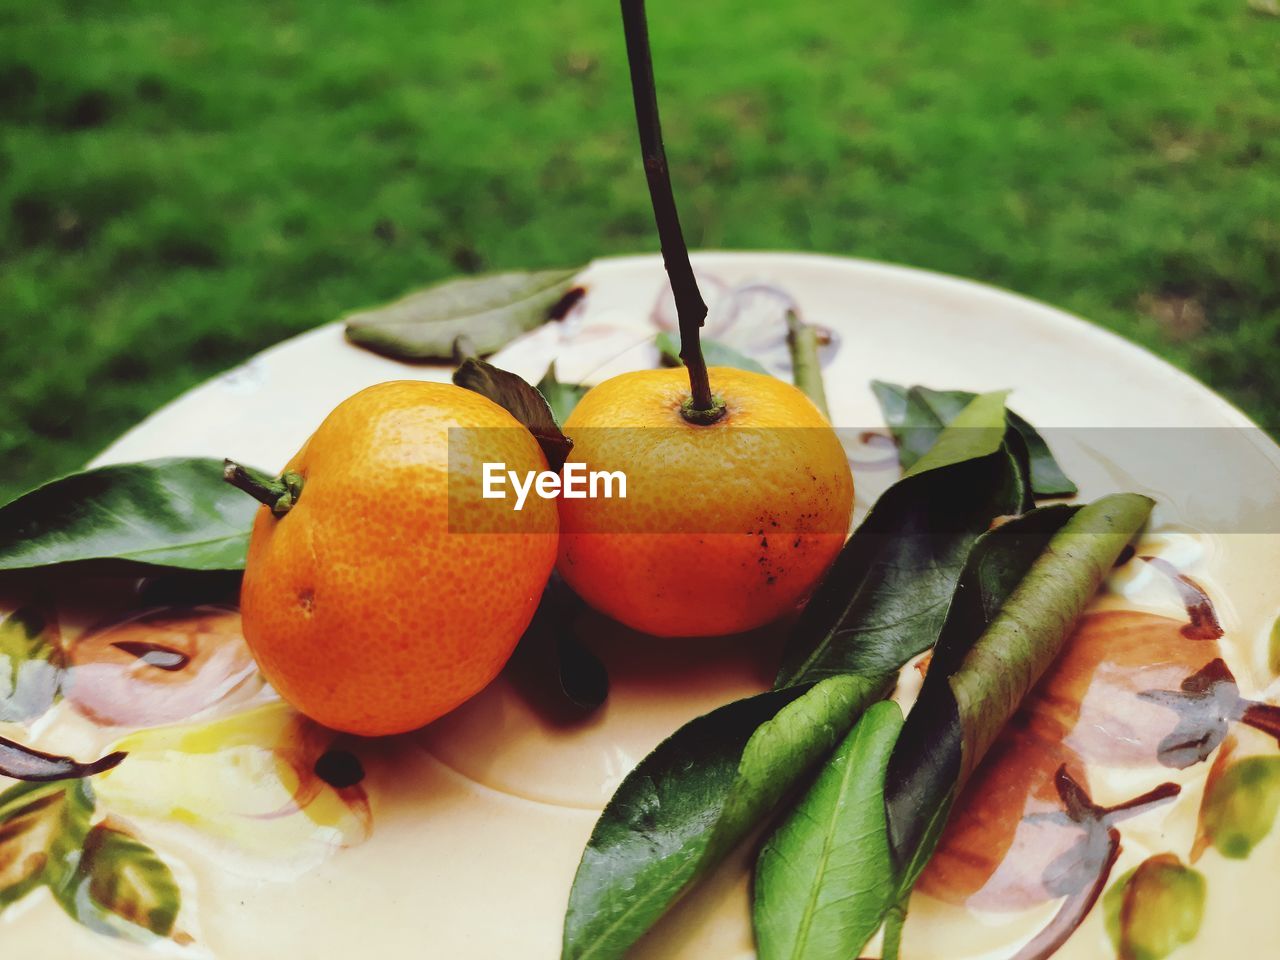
239 380 558 735
557 366 852 637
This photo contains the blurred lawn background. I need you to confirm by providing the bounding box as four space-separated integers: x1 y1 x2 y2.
2 0 1277 498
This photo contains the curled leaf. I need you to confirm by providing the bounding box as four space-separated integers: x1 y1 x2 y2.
344 267 584 362
1103 855 1206 960
753 700 903 960
0 459 258 573
881 496 1151 953
453 357 573 472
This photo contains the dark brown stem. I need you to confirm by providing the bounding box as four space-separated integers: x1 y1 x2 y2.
223 459 303 518
620 0 721 422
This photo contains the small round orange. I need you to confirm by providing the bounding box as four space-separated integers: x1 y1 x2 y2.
556 366 852 637
239 380 558 736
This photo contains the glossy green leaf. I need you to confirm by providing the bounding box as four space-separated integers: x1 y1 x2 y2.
871 381 1077 497
344 267 584 362
880 494 1151 947
775 391 1031 688
753 700 903 960
1198 755 1280 859
454 357 574 471
655 331 770 375
0 459 258 572
537 363 589 426
68 823 181 938
1103 855 1205 960
562 674 886 960
0 606 62 722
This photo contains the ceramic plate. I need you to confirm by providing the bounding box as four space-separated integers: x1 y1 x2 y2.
2 252 1278 960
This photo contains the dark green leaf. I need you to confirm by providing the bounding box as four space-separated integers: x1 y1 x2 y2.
67 823 181 938
562 674 886 960
775 392 1029 688
655 331 770 375
454 357 574 472
884 505 1080 872
1197 755 1280 859
753 700 903 960
537 363 589 426
1103 855 1205 960
0 606 62 722
880 495 1152 938
344 267 584 362
0 459 258 573
871 381 1078 497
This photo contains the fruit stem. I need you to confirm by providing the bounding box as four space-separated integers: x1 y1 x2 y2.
223 459 303 517
786 310 831 419
620 0 721 424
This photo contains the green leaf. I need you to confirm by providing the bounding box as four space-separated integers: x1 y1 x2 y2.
454 357 574 471
881 495 1151 932
1198 755 1280 859
753 700 903 960
0 458 259 573
0 606 62 722
65 823 181 939
871 381 1078 497
655 331 770 375
775 391 1030 688
562 673 886 960
344 267 584 362
1103 855 1205 960
537 363 589 425
1268 613 1280 676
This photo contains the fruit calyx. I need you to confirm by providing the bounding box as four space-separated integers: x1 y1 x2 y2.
223 459 304 518
679 394 726 425
621 0 722 425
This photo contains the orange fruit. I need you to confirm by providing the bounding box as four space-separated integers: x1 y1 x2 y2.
239 380 558 736
557 366 852 637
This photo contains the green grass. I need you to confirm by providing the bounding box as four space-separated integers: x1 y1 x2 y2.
2 0 1277 499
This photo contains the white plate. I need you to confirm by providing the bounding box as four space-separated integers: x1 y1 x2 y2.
5 253 1278 959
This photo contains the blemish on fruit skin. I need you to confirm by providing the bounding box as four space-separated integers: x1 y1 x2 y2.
299 589 315 615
